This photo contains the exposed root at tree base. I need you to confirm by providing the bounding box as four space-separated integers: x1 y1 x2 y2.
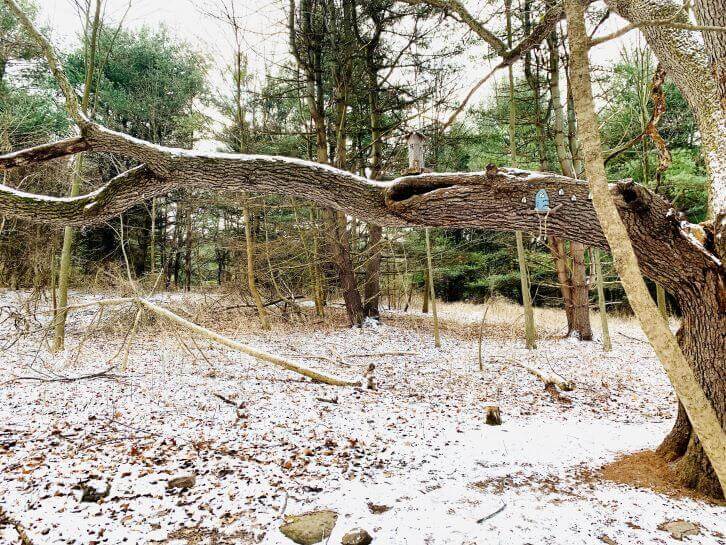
600 450 726 506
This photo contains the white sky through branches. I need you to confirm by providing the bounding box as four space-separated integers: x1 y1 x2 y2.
37 0 638 132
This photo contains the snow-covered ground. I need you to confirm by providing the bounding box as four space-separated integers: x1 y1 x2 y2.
0 291 723 545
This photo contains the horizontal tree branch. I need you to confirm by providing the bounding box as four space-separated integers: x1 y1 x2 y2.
0 123 719 298
0 136 89 169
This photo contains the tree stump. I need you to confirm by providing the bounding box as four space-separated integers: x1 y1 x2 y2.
484 403 502 426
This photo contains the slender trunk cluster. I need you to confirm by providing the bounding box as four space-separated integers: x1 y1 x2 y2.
52 0 102 351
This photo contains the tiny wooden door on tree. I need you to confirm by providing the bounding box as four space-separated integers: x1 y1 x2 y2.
406 131 426 173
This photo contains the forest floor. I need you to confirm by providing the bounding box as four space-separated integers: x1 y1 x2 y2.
0 290 723 545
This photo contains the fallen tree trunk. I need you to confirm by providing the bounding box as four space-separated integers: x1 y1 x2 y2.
514 361 575 392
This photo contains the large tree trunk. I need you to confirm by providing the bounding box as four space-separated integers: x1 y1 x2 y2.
659 279 725 498
2 121 725 494
602 0 726 496
565 0 725 498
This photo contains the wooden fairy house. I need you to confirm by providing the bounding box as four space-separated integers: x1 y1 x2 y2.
405 131 431 174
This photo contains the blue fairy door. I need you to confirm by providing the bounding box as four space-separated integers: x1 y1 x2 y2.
534 189 550 212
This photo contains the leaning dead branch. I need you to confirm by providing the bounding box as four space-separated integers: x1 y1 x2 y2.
136 299 360 387
10 294 359 387
213 393 245 421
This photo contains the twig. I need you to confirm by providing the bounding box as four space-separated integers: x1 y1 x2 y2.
616 331 648 344
213 393 245 421
510 358 575 391
5 365 118 384
477 501 507 523
347 351 417 357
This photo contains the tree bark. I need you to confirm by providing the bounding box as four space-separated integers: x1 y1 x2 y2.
243 194 269 329
570 241 592 340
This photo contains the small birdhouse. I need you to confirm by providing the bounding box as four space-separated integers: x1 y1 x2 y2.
406 131 426 174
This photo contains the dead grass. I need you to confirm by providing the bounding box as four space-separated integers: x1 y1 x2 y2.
473 452 726 507
68 290 643 349
600 450 726 506
425 296 640 337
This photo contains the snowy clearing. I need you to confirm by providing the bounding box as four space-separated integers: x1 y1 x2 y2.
0 291 723 545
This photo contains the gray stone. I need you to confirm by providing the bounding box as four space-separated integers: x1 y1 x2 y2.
657 520 700 540
166 474 196 490
279 510 338 545
341 528 372 545
79 481 110 503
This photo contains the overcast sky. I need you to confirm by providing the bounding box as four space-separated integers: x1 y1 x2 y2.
39 0 289 84
36 0 640 125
